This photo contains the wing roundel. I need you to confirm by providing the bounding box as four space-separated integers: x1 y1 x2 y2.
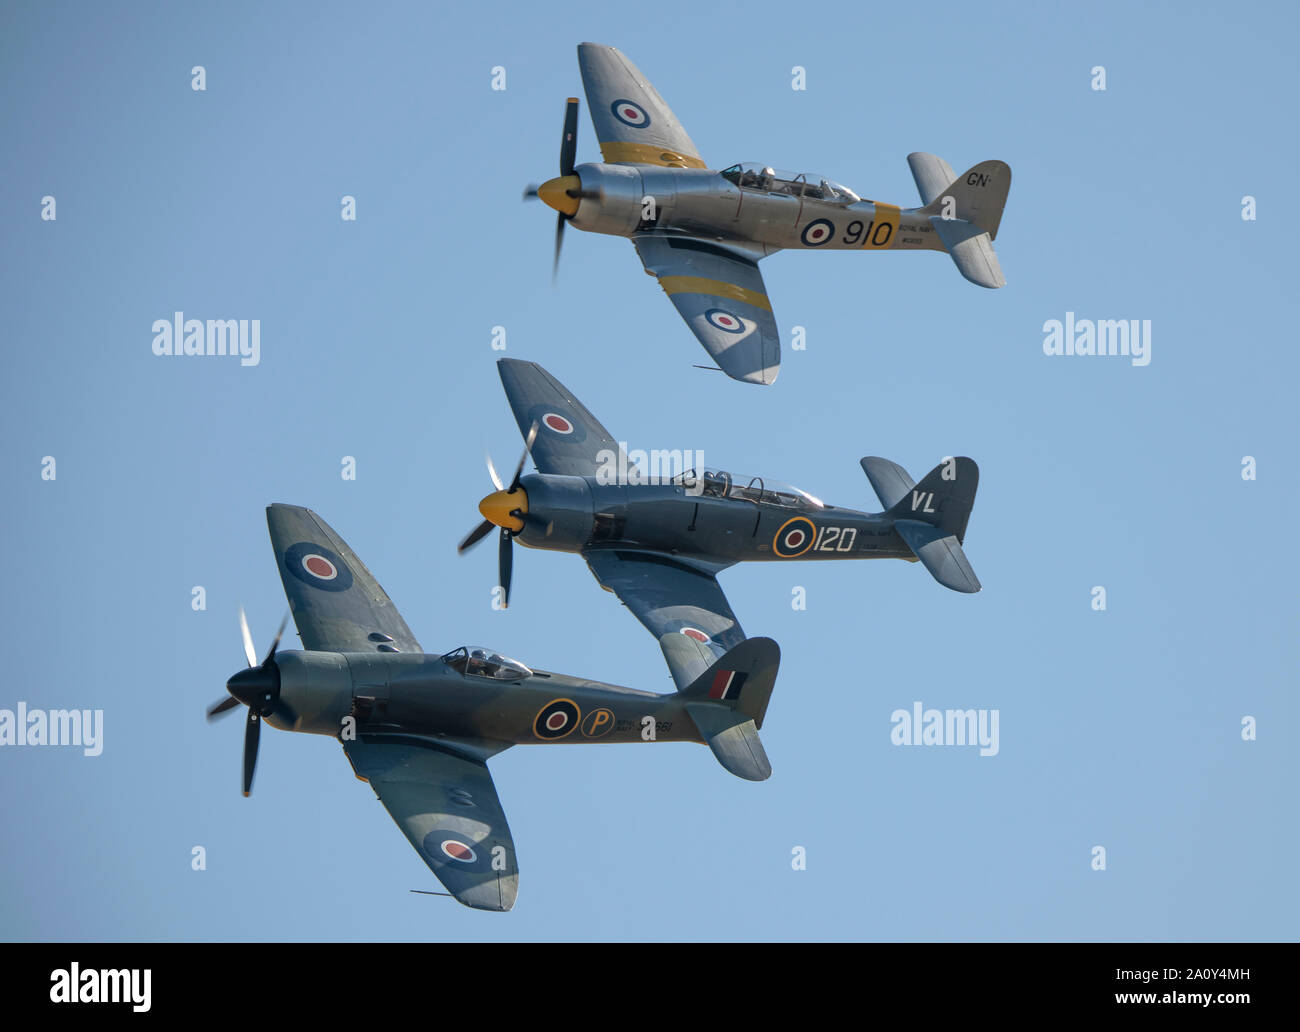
578 43 706 170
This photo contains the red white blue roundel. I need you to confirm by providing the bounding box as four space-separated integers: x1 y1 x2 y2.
704 308 745 335
611 99 651 129
801 219 835 247
533 698 580 740
542 412 574 435
283 542 354 592
773 516 817 558
420 827 495 873
525 403 587 444
680 627 713 645
439 838 477 863
301 553 337 580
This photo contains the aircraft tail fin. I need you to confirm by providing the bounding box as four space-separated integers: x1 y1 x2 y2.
910 154 1010 288
869 457 982 594
679 637 780 781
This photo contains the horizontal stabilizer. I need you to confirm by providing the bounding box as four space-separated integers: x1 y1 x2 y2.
685 704 771 781
907 152 958 207
931 218 1006 289
893 520 981 594
860 456 917 511
680 637 779 781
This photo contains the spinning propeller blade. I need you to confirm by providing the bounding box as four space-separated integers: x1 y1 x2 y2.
459 423 537 608
208 610 288 797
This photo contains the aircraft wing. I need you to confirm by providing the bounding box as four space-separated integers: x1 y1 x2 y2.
583 547 745 690
343 735 518 912
496 358 626 476
632 235 780 385
578 43 706 169
266 503 422 654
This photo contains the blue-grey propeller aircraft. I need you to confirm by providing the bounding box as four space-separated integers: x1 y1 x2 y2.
459 359 980 693
526 42 1012 385
207 503 781 911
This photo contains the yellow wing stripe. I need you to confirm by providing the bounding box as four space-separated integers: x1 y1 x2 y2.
658 276 772 312
600 141 707 169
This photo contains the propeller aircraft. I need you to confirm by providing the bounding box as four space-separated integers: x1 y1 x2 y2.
526 42 1013 385
460 359 980 693
208 503 782 911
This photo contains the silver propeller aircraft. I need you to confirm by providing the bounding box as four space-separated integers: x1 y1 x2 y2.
526 42 1012 385
459 359 979 693
208 503 781 911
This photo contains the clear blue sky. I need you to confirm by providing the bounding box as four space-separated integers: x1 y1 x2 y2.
2 0 1296 941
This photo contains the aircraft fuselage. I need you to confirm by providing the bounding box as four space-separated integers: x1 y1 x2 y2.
514 473 917 566
567 162 948 254
265 648 705 743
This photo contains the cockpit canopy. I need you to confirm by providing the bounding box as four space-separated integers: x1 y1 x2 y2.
442 646 533 681
672 468 824 509
720 163 860 205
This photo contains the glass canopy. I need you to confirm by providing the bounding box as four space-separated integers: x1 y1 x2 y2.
442 646 533 680
672 469 824 509
720 163 860 204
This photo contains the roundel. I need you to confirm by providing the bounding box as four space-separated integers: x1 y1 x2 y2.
533 698 581 740
526 404 587 443
704 308 745 335
772 516 817 558
610 99 651 128
439 838 477 863
301 553 337 580
801 219 835 247
420 828 494 872
542 412 574 435
680 627 712 645
283 542 354 592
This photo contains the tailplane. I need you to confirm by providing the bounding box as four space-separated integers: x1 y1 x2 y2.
909 153 1010 288
862 456 982 594
679 637 780 781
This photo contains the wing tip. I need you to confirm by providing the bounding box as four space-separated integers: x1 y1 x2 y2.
733 364 781 386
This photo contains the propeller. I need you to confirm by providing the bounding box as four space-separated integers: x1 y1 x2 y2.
559 95 578 177
523 98 599 283
457 422 538 608
207 608 288 796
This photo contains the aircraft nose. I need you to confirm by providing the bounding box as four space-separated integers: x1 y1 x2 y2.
478 488 528 533
226 665 278 711
537 175 581 216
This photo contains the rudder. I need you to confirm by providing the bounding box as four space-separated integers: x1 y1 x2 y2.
917 159 1011 239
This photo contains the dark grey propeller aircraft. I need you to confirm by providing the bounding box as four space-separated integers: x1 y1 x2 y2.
208 503 781 911
459 359 980 693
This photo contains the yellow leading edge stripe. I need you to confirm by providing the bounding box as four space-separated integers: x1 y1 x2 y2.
658 276 772 312
599 141 707 169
